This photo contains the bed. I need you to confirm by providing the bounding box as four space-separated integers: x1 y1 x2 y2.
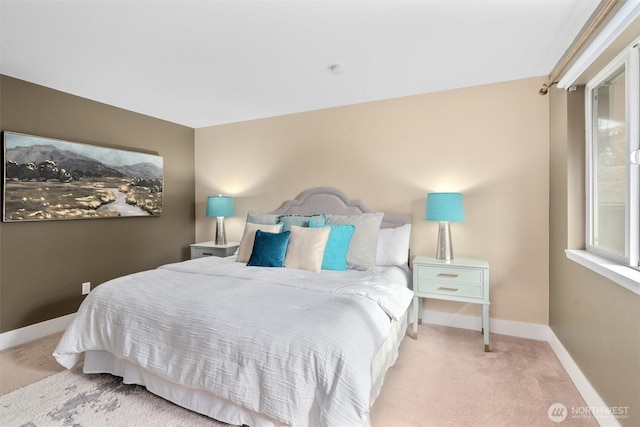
54 187 413 427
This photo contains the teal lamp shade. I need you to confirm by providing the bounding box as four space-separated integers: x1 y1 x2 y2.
425 193 465 222
206 195 234 245
425 192 464 261
206 195 234 218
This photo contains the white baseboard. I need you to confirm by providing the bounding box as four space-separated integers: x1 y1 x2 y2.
547 329 622 427
0 313 76 351
422 308 621 427
422 308 551 341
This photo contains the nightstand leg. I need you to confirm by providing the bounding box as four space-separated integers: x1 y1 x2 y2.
412 296 419 339
483 304 490 352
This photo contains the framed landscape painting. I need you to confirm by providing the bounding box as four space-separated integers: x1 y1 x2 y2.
3 131 163 222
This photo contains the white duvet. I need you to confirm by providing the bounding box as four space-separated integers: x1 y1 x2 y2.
54 256 413 427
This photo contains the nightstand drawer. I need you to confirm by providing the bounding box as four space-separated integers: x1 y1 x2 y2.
190 242 239 259
191 247 218 258
416 267 483 285
417 282 483 299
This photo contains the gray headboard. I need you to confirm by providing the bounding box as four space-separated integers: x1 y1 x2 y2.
270 187 411 229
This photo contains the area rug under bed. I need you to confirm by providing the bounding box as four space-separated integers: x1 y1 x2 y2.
0 364 234 426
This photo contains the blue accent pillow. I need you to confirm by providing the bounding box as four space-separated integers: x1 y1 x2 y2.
247 230 290 267
309 221 355 271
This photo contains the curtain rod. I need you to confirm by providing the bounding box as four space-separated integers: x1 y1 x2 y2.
539 0 619 95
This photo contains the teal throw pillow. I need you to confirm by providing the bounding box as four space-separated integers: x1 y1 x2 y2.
247 230 290 267
309 221 355 271
279 214 328 232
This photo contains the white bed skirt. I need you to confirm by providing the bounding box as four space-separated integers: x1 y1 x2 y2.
83 309 410 427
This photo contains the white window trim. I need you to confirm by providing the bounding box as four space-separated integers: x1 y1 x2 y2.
585 46 640 267
566 249 640 296
574 40 640 295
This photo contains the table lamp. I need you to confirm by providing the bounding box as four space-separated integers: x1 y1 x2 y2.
206 195 234 245
425 192 465 261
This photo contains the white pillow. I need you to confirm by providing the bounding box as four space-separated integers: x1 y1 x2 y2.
330 213 384 272
237 223 283 263
376 224 411 266
284 225 330 272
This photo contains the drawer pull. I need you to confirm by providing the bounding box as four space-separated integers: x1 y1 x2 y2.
202 252 213 256
438 273 459 278
437 286 459 292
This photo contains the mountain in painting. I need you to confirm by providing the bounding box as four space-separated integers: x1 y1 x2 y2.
6 144 151 178
7 144 94 164
114 162 162 179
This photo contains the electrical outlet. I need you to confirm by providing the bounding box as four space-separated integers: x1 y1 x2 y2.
82 282 91 295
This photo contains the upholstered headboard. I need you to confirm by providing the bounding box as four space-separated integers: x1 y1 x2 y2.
270 187 411 229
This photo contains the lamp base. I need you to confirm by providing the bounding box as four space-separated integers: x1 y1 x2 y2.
215 217 227 245
436 221 453 262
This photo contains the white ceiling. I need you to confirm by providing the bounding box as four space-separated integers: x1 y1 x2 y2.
0 0 599 128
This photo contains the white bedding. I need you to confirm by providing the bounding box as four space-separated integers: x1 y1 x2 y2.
54 256 413 427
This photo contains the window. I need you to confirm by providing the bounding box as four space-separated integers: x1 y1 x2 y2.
585 46 640 268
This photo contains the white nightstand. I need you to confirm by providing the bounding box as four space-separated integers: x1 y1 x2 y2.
190 241 239 259
412 256 491 351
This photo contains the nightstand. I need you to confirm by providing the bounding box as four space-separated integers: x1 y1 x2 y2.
412 256 491 351
190 241 239 259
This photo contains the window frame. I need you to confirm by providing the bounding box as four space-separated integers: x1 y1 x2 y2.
584 45 640 269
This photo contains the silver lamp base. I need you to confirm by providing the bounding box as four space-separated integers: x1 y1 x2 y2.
436 221 454 262
215 216 227 245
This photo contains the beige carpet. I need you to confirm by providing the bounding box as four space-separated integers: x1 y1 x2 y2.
0 331 65 395
371 325 597 426
0 324 598 426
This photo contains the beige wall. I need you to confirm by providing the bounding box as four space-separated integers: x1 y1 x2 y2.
195 76 550 324
0 75 195 332
548 20 640 426
549 86 640 427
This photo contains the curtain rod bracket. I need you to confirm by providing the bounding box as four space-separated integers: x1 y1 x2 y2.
539 0 619 94
539 81 577 95
538 81 558 96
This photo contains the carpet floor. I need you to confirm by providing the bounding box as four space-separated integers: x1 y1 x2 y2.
0 324 598 426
